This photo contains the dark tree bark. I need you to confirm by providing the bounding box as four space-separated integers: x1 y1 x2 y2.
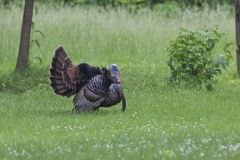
236 0 240 76
16 0 35 70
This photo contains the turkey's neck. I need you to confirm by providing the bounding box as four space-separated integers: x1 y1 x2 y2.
102 76 113 87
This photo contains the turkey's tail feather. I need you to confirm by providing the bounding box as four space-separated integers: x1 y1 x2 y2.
49 46 78 97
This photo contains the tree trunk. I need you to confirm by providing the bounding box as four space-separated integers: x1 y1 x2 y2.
235 0 240 77
16 0 34 70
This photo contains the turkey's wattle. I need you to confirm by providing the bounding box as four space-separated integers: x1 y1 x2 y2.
49 46 126 112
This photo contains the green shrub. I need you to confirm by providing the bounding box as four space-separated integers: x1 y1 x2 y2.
167 28 232 90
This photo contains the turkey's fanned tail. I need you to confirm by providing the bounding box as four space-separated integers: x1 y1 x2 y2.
49 46 79 97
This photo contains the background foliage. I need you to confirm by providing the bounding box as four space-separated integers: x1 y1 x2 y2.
0 0 234 7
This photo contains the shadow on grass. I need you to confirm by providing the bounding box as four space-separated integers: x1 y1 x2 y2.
0 67 49 94
25 107 122 118
68 108 122 116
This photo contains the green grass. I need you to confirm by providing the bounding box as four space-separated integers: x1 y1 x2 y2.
0 4 240 160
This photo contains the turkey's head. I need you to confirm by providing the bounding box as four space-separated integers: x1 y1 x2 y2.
109 64 120 84
102 64 121 85
109 64 126 112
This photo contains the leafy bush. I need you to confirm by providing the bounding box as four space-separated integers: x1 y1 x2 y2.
167 28 232 90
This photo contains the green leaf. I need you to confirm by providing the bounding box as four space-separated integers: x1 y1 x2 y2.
31 21 35 30
35 30 45 39
207 39 215 50
31 39 40 48
34 5 39 16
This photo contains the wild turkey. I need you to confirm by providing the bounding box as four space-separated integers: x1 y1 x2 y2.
49 46 126 112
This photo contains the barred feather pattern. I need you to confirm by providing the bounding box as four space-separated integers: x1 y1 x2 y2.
86 75 107 97
73 75 107 112
73 75 123 112
73 88 105 112
100 84 122 107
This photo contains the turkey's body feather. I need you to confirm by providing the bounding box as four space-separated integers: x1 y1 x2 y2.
100 84 122 107
73 75 123 112
73 88 105 112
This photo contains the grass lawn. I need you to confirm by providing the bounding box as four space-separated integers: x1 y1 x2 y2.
0 4 240 160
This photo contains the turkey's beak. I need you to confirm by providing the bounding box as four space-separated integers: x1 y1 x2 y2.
121 92 126 112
